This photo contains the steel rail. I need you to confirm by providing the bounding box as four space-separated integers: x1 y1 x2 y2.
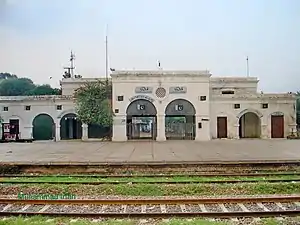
1 172 299 178
0 210 300 218
1 196 300 205
1 160 300 166
1 179 300 185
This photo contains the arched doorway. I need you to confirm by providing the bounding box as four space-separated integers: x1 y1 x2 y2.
60 113 82 140
165 99 196 140
32 114 54 140
126 99 157 140
239 112 261 138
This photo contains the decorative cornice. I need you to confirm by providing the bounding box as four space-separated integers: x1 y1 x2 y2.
0 95 75 102
111 70 212 77
211 93 296 101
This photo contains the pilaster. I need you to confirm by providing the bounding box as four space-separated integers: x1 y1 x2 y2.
82 124 88 140
156 115 166 141
55 122 61 141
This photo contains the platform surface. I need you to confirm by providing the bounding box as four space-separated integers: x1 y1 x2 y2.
0 139 299 164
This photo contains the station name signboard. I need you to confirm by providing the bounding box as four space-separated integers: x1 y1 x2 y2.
129 95 155 102
135 86 153 94
169 86 187 94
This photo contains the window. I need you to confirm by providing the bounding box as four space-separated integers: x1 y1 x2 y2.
262 103 268 109
222 90 235 94
56 105 62 110
25 106 31 111
117 96 124 101
200 96 206 101
114 109 119 113
3 106 8 111
234 104 240 109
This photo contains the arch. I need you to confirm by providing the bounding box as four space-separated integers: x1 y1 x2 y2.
57 109 76 119
126 99 157 116
60 113 82 140
165 99 196 140
239 112 261 138
165 99 196 116
126 99 157 140
236 108 263 120
32 114 54 140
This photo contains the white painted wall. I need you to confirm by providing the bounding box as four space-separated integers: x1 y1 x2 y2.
111 71 212 141
0 71 296 142
0 96 76 140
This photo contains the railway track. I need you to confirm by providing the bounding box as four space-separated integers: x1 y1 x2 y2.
0 196 299 218
1 171 300 178
0 179 300 185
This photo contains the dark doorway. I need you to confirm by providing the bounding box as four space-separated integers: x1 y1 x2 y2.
239 112 261 138
217 117 227 138
9 119 19 140
165 99 196 140
271 115 284 138
32 114 54 140
126 99 157 140
60 113 82 140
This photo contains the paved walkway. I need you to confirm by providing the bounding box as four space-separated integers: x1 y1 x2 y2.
0 139 299 164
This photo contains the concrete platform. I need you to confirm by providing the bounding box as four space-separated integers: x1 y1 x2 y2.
0 139 299 164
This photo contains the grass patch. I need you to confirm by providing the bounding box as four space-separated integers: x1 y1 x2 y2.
2 175 300 183
0 182 299 196
0 216 135 225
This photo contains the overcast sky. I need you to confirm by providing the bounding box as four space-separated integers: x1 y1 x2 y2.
0 0 299 92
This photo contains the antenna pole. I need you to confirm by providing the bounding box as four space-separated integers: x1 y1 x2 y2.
246 56 249 77
70 51 75 78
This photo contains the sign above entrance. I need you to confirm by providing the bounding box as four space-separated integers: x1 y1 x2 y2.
169 86 187 94
135 86 153 94
271 112 284 116
129 95 155 102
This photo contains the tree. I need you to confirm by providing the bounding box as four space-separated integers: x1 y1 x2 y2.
0 73 17 79
74 80 113 127
0 78 35 96
26 84 61 95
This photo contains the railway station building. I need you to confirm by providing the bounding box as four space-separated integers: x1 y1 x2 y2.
0 70 297 141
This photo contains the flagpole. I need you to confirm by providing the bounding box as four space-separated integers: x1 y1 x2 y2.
246 56 249 77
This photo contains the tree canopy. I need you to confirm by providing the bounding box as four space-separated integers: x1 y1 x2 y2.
0 73 60 96
26 84 61 95
0 72 17 79
74 80 113 127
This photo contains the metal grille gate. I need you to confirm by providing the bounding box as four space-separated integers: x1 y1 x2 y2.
165 122 195 140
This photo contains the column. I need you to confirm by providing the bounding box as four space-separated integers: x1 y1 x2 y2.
112 115 127 141
156 115 166 141
195 115 211 141
82 124 88 141
55 121 61 141
233 124 240 139
23 125 33 139
261 124 268 139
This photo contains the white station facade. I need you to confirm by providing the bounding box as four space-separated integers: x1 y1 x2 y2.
0 70 297 141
